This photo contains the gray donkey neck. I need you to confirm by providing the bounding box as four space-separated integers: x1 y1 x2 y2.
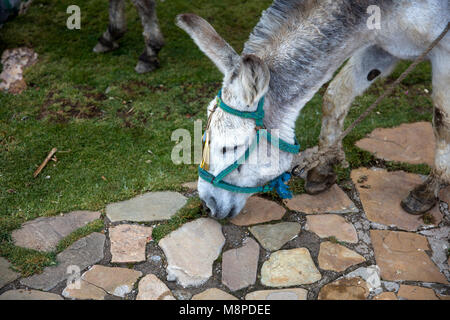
243 0 391 142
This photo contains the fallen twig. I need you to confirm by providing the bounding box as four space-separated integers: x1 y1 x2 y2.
33 147 57 178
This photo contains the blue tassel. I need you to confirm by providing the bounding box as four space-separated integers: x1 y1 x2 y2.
269 172 293 199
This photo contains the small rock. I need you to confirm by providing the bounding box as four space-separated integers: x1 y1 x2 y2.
355 122 435 166
370 230 448 284
12 210 101 252
284 184 358 214
261 248 321 287
382 281 400 292
318 277 369 300
0 289 63 300
222 238 260 291
172 290 192 300
249 222 300 251
373 292 398 300
397 285 438 300
192 288 238 300
182 181 197 191
159 218 225 287
136 274 175 300
109 224 152 263
245 289 307 300
0 47 38 94
305 214 358 243
230 197 285 226
106 192 187 222
318 241 366 272
0 257 20 289
345 265 381 291
351 168 443 231
21 233 105 291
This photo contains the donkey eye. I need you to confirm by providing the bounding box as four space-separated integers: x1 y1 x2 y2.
234 145 238 153
222 147 226 154
237 165 242 173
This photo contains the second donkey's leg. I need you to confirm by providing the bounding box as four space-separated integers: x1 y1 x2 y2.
131 0 165 73
93 0 127 53
305 46 398 194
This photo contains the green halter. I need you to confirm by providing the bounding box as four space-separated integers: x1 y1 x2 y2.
198 90 300 199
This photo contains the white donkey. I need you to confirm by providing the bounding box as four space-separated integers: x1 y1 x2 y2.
177 0 450 219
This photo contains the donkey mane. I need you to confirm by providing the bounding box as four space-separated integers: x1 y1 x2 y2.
243 0 392 107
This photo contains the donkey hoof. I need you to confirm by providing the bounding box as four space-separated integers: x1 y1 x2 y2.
400 190 437 215
134 60 158 74
305 164 337 195
93 41 118 53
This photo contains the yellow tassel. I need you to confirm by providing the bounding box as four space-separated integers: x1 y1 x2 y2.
200 130 210 171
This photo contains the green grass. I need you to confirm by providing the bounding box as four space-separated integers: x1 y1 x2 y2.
0 0 435 275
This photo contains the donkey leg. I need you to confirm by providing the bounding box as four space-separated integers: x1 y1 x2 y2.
93 0 127 53
401 45 450 214
306 46 398 194
131 0 165 73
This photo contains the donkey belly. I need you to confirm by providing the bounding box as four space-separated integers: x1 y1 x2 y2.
374 0 449 61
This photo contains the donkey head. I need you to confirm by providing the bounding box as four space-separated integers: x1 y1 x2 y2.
177 14 294 219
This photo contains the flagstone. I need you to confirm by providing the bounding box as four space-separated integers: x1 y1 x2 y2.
136 274 175 300
21 232 105 291
283 184 358 214
0 257 20 289
106 191 187 222
397 285 438 300
222 238 260 291
109 224 152 263
12 210 101 252
230 197 285 226
305 214 358 243
245 289 308 300
318 277 369 300
159 218 225 288
370 230 448 284
192 288 238 300
261 248 321 287
351 168 442 231
69 265 141 298
318 241 366 272
62 279 107 300
355 122 435 166
0 289 63 300
373 292 398 300
249 222 301 251
439 186 450 204
419 227 450 279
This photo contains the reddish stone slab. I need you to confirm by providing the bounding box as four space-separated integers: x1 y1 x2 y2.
439 186 450 204
231 197 285 226
351 168 442 231
397 285 438 300
355 122 435 166
370 230 448 284
305 214 358 243
284 184 358 214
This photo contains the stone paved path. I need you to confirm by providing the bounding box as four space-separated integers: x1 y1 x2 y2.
1 122 449 300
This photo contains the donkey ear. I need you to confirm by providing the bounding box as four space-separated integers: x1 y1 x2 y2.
176 13 239 75
238 54 270 105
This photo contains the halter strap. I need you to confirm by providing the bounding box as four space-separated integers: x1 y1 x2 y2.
198 90 301 199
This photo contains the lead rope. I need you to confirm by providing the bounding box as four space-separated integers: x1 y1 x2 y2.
292 22 450 176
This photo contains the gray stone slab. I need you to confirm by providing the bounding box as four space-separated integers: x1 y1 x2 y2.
249 222 301 251
106 192 187 222
0 257 20 289
20 232 105 291
0 289 63 300
12 210 101 252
